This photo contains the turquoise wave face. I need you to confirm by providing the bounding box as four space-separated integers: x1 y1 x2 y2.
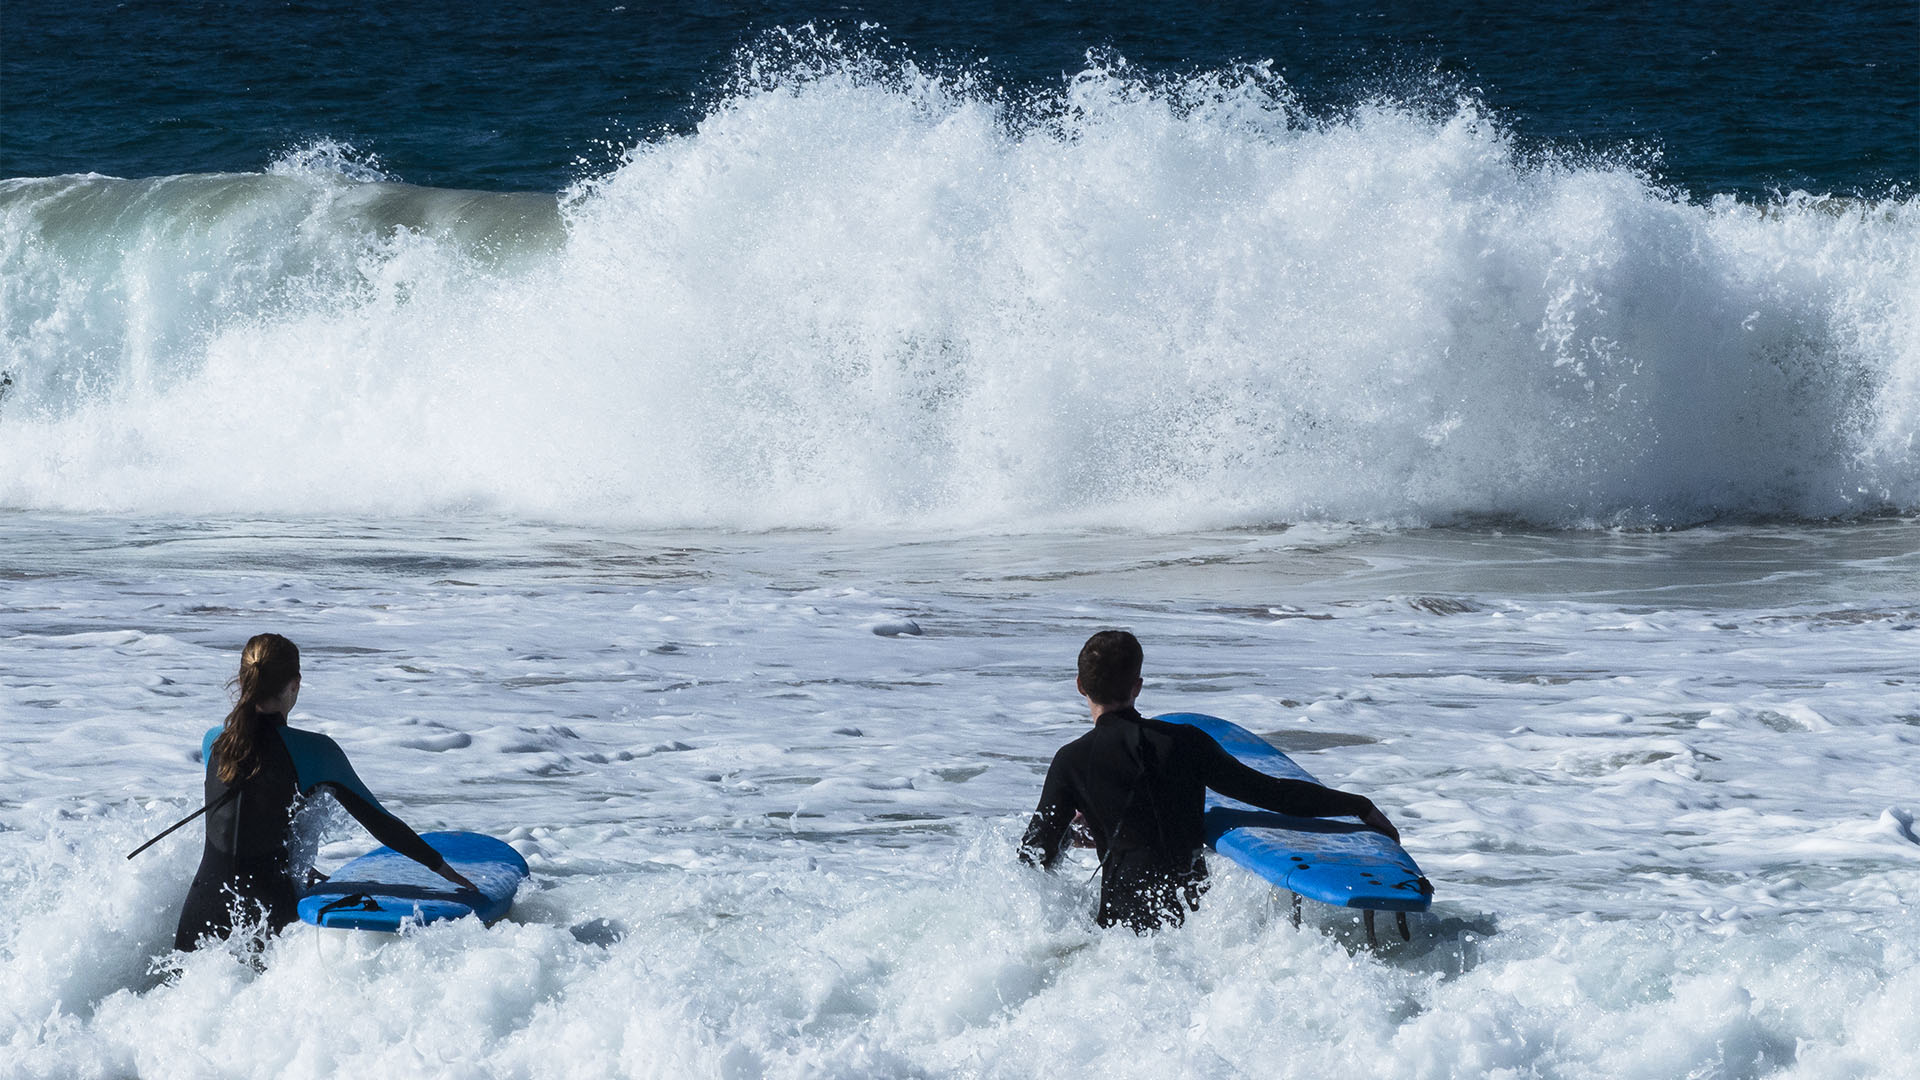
2 66 1916 528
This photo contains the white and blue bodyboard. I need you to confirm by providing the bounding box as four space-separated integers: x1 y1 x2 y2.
298 831 528 931
1157 713 1431 913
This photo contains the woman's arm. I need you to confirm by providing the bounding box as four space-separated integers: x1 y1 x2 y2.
282 728 477 889
315 781 478 890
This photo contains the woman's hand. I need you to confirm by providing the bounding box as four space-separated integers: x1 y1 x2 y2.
436 863 479 892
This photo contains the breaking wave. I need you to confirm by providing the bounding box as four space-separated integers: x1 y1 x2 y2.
3 52 1915 528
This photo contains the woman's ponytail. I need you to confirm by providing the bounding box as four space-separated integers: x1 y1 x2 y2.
209 634 300 784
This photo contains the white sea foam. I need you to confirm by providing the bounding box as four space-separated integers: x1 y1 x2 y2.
2 518 1918 1077
2 58 1915 527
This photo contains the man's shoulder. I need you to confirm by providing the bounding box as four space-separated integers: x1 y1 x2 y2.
1047 721 1119 767
1052 724 1102 754
1133 714 1218 748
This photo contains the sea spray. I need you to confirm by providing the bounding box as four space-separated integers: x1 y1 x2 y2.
2 57 1914 527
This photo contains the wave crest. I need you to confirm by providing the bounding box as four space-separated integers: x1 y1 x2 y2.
2 50 1915 528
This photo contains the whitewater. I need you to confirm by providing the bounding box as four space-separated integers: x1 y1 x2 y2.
3 62 1915 528
4 59 1919 1080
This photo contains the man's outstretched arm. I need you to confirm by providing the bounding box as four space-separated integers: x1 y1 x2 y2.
1200 741 1400 843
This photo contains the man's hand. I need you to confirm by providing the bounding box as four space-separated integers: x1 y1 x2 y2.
1360 804 1401 845
1068 810 1097 849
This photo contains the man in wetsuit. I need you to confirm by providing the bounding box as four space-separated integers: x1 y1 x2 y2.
1019 630 1401 932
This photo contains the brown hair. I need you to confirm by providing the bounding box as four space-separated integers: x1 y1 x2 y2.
209 633 300 784
1077 629 1143 706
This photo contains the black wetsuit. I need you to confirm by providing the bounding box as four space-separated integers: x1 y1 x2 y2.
173 713 448 951
1020 708 1375 932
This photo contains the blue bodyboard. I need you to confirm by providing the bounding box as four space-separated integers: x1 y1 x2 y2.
298 831 528 931
1157 713 1431 913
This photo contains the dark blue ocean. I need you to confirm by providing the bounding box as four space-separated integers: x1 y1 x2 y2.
6 0 1916 196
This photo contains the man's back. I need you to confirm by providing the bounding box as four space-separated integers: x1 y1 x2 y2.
1021 709 1219 870
1021 706 1373 930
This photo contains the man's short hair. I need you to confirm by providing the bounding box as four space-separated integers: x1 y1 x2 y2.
1078 630 1143 706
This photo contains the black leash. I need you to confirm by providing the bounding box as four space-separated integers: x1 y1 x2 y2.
125 786 238 860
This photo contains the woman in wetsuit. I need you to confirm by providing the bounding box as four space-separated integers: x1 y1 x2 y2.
173 633 475 951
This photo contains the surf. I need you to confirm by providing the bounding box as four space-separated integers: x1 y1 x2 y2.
2 58 1915 529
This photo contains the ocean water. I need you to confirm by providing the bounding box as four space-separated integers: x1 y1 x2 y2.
3 3 1919 1078
4 519 1918 1078
5 0 1916 195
